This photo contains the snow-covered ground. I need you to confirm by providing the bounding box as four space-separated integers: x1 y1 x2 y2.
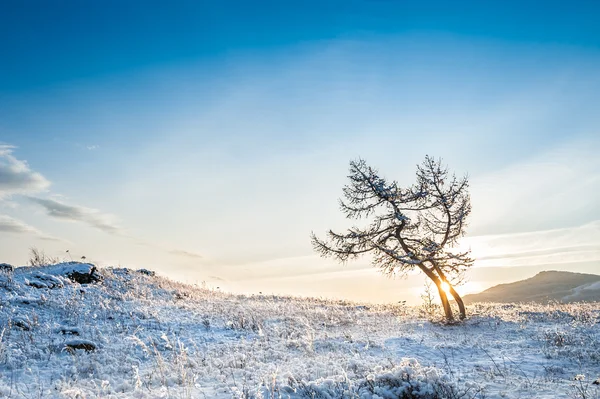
0 263 599 398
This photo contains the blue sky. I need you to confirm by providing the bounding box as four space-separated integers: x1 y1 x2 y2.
1 1 599 303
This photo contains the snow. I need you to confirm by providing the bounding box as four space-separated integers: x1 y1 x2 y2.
563 281 600 302
16 261 96 277
0 264 599 398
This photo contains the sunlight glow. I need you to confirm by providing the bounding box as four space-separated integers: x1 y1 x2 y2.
441 281 451 295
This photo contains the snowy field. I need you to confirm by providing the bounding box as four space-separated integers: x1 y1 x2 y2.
0 263 599 398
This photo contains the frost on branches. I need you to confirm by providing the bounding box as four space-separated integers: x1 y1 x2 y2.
311 156 473 321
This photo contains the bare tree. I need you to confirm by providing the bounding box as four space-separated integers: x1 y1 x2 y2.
420 278 439 319
311 156 473 321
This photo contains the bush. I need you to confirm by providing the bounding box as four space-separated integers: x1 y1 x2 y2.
28 247 58 267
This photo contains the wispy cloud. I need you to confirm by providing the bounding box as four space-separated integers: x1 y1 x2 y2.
220 254 370 282
27 197 122 235
0 214 61 241
0 214 39 234
475 244 600 262
0 145 50 198
469 138 600 236
465 220 600 268
168 249 203 260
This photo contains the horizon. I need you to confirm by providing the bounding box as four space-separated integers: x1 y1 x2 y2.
1 1 599 305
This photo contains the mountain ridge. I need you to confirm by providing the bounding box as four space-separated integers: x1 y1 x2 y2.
463 270 600 304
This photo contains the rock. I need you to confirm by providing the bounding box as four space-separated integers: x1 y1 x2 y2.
13 296 41 305
54 326 81 336
31 272 64 289
67 266 101 284
43 262 102 284
0 263 13 273
25 272 64 289
62 339 97 352
12 317 31 331
111 268 130 276
137 269 156 277
26 280 48 289
20 263 101 287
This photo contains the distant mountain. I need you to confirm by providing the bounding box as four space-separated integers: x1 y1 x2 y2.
463 270 600 304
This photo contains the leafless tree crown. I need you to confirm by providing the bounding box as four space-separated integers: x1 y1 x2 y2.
311 156 473 285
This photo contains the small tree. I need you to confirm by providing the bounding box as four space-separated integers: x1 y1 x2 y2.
420 278 439 319
311 156 473 321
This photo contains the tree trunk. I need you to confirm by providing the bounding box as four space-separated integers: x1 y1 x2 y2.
434 280 455 322
446 284 466 320
425 260 466 321
416 263 456 322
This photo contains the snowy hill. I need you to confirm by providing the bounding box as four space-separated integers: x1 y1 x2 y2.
463 271 600 305
0 263 599 398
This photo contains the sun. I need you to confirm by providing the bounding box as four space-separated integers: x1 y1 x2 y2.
441 281 451 295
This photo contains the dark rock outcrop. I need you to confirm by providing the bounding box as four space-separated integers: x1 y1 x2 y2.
12 317 31 331
55 326 81 336
63 339 97 352
66 265 101 284
0 263 14 272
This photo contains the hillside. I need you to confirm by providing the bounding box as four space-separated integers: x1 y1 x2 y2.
463 270 600 305
0 263 599 398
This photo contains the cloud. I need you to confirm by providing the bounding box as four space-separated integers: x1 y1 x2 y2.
469 138 600 236
169 249 203 259
135 239 207 262
475 244 600 262
464 220 600 268
220 254 370 282
0 214 38 234
0 145 50 198
0 214 61 241
27 197 122 235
